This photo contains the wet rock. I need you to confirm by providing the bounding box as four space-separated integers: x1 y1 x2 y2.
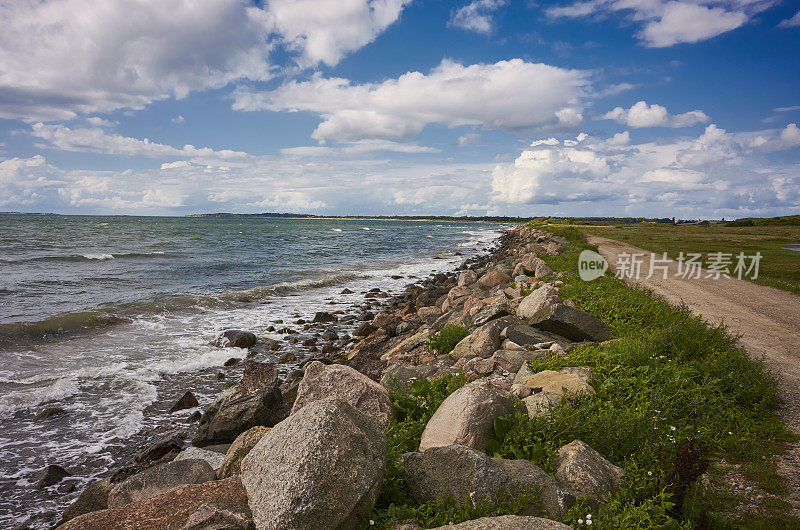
60 477 113 523
218 426 271 479
134 436 182 464
193 361 281 447
169 391 199 414
241 398 387 530
321 329 339 341
291 361 394 427
261 338 280 351
223 357 240 367
108 459 216 508
60 477 248 530
341 288 353 294
419 380 514 451
186 411 201 423
313 311 338 323
213 330 256 349
353 322 375 337
556 440 624 502
358 311 375 321
35 406 66 420
36 464 70 488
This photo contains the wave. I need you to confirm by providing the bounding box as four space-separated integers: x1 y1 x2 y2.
0 251 171 265
331 228 342 232
0 311 127 345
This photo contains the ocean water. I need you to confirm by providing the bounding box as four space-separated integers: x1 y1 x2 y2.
0 214 505 528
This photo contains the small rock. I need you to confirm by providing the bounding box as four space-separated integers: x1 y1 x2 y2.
169 391 199 414
214 330 256 349
523 392 562 417
556 440 624 502
518 370 594 397
429 515 570 529
223 358 240 367
35 406 67 420
36 464 70 488
312 311 338 323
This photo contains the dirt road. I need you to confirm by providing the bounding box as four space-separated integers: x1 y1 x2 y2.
588 235 800 504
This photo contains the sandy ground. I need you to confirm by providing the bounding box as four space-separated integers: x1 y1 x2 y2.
588 236 800 505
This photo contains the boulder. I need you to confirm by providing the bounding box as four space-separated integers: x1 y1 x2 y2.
523 392 562 418
429 515 571 529
218 426 271 479
60 477 248 530
449 323 501 361
515 255 554 278
556 440 624 502
419 380 514 451
193 361 281 447
494 349 542 374
108 459 216 508
241 398 387 530
530 304 612 342
517 285 560 321
471 301 511 327
503 324 570 350
35 464 70 488
174 447 225 474
462 296 485 318
313 311 338 323
291 361 394 427
380 357 455 391
182 499 255 530
353 322 374 337
214 330 256 349
517 370 594 397
458 270 478 286
477 270 511 290
169 391 199 414
60 477 113 523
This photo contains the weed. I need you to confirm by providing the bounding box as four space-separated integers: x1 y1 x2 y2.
425 324 469 355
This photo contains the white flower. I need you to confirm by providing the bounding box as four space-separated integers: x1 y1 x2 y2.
587 521 592 526
670 426 676 431
587 513 592 519
578 519 584 524
369 521 375 526
728 431 733 435
648 470 652 476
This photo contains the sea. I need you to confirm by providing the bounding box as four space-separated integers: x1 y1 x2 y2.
0 214 506 528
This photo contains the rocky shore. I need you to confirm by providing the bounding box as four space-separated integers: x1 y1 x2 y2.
51 224 622 529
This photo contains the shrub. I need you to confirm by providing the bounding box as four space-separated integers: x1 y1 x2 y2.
425 324 469 355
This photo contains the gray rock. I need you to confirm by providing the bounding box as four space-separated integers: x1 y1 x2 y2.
429 515 571 529
471 302 511 327
60 477 112 523
531 304 612 342
419 380 514 451
193 361 281 447
214 330 256 349
494 349 544 374
291 361 394 427
181 499 255 530
35 406 66 420
108 459 217 508
36 464 70 488
218 426 271 479
174 447 225 474
523 392 562 418
458 270 478 286
313 311 338 323
449 322 501 361
380 357 455 391
555 440 624 502
169 391 199 414
517 285 560 321
241 398 387 530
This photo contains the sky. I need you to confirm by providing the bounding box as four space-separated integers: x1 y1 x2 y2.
0 0 799 218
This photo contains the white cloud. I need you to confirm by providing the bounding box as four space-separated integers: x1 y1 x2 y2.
774 105 800 113
547 1 769 47
602 101 709 127
778 10 800 28
0 0 410 121
449 0 507 34
171 115 186 125
234 58 590 142
280 140 439 156
86 117 118 128
456 133 483 146
161 160 193 170
31 123 248 162
269 0 411 66
746 123 800 151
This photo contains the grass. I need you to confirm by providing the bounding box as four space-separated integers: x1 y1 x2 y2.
425 324 469 355
575 222 800 295
361 225 797 529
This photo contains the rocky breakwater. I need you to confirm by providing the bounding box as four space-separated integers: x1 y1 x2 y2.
58 224 624 529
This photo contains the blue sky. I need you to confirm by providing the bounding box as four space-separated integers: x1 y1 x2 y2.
0 0 798 218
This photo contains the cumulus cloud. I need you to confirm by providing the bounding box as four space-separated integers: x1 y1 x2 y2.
234 59 590 142
30 123 248 162
490 124 800 217
547 1 771 47
449 0 507 34
0 0 409 121
456 133 484 146
602 101 709 127
778 10 800 28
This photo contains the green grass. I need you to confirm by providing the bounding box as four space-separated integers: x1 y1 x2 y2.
425 324 469 355
362 225 797 529
576 222 800 295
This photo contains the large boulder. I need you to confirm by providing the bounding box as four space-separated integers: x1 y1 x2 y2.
503 323 571 350
60 477 113 523
193 361 281 447
214 330 256 348
380 357 455 391
290 361 394 427
517 370 594 397
556 440 624 503
515 255 554 279
241 398 387 530
517 285 560 321
419 380 514 451
471 301 511 327
404 444 552 507
218 426 271 479
477 270 511 290
429 516 571 530
174 447 225 474
108 459 217 508
182 499 255 530
449 322 501 360
60 477 249 530
458 270 478 286
523 392 562 418
530 304 612 342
